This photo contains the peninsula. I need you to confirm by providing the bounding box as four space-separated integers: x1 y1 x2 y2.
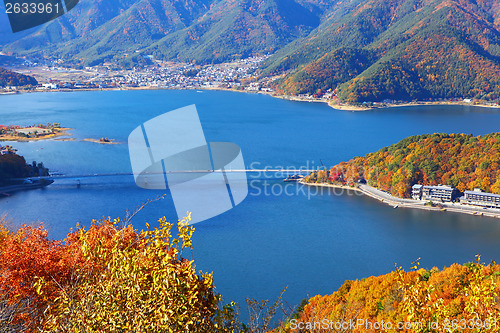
0 145 52 195
304 132 500 218
0 123 72 142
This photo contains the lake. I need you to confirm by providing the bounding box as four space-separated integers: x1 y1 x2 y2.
1 89 500 317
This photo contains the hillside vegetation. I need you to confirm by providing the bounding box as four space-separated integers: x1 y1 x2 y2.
268 0 500 103
1 0 499 100
0 154 30 185
1 0 326 66
274 48 378 96
275 257 500 333
305 133 500 198
0 214 248 332
0 68 38 87
146 0 322 64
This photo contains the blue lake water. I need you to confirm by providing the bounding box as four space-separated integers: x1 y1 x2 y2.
1 89 500 317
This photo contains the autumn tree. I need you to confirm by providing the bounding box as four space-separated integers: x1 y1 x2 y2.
37 213 240 333
275 257 500 333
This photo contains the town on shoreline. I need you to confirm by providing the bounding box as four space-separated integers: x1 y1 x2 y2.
2 55 499 111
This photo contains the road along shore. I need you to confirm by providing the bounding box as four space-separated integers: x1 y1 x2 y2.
299 181 500 219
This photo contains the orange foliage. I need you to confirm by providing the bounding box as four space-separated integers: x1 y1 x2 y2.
277 259 500 333
0 218 139 331
308 133 500 198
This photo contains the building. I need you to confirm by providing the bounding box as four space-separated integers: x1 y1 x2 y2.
412 184 459 202
42 83 58 89
422 185 459 202
412 184 423 200
461 188 500 208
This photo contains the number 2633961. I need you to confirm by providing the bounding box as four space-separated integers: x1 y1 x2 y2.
5 2 61 14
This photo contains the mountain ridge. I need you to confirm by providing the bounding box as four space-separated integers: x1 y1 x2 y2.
1 0 326 65
268 0 500 102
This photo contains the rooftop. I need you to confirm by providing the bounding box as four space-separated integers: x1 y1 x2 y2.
424 185 454 189
464 190 500 198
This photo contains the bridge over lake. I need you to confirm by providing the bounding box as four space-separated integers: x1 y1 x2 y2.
22 169 320 181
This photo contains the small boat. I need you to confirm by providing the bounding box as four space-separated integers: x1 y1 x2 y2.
283 175 304 182
393 205 398 209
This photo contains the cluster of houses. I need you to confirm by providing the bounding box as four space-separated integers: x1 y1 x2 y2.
0 123 60 138
34 55 271 91
0 124 29 135
412 184 500 209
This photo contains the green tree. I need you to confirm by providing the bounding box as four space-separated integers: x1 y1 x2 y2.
0 154 29 185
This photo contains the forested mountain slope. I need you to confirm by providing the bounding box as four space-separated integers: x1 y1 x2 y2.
269 0 500 102
1 0 499 101
305 133 500 198
274 259 500 333
0 0 330 65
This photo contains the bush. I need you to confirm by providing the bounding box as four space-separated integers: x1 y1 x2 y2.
0 214 240 332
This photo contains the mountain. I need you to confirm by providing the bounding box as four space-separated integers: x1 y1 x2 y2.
268 0 500 102
1 0 210 66
274 47 378 95
0 0 137 47
145 0 322 63
1 0 499 101
0 67 38 86
0 0 326 66
304 132 500 198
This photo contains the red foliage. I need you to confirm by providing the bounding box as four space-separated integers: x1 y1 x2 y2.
0 218 139 331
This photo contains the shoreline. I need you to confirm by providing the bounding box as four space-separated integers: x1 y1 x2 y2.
2 86 499 111
326 100 500 112
300 180 500 219
0 127 121 145
0 179 54 195
0 127 73 142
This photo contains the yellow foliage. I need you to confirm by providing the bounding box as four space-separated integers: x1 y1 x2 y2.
278 257 500 333
36 214 239 333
